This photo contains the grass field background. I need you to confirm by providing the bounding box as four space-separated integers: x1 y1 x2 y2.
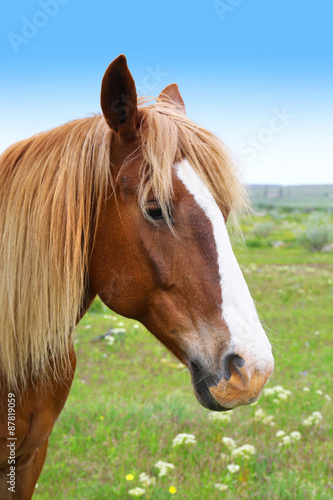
250 185 333 208
35 204 333 499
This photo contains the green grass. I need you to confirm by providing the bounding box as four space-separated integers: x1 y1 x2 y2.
35 209 333 499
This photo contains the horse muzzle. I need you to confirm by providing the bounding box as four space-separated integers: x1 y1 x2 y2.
189 350 274 411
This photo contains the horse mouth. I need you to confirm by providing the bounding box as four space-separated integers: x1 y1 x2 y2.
189 361 230 412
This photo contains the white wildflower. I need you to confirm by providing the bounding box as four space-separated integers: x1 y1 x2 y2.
172 433 196 447
111 328 126 335
263 415 274 425
278 435 291 446
215 483 229 491
264 385 291 399
105 335 115 346
208 412 231 423
128 487 145 497
324 394 331 402
290 431 301 441
316 390 323 396
221 437 236 450
227 464 240 473
154 461 175 477
254 408 266 421
303 387 310 392
133 323 139 329
276 430 286 438
302 411 323 427
138 473 156 487
118 322 125 326
231 444 256 460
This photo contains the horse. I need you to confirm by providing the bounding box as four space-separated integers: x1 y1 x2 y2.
0 54 274 499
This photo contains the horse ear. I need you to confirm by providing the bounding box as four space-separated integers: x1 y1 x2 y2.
158 83 186 114
101 55 139 142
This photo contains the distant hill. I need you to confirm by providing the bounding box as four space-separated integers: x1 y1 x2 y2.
249 184 333 208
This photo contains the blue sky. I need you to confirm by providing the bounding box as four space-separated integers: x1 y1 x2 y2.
1 0 332 185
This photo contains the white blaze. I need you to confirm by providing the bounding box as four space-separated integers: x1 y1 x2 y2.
176 160 273 362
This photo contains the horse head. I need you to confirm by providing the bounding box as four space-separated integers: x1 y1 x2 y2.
89 55 274 411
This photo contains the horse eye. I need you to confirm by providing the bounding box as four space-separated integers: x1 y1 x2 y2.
146 202 164 220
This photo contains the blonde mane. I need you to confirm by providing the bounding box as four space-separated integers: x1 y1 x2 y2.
138 99 248 225
0 99 248 390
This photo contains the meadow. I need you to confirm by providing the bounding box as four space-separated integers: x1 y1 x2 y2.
249 185 333 208
35 207 333 499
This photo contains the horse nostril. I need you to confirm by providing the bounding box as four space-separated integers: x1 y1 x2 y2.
210 349 274 409
221 353 246 381
230 354 246 369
